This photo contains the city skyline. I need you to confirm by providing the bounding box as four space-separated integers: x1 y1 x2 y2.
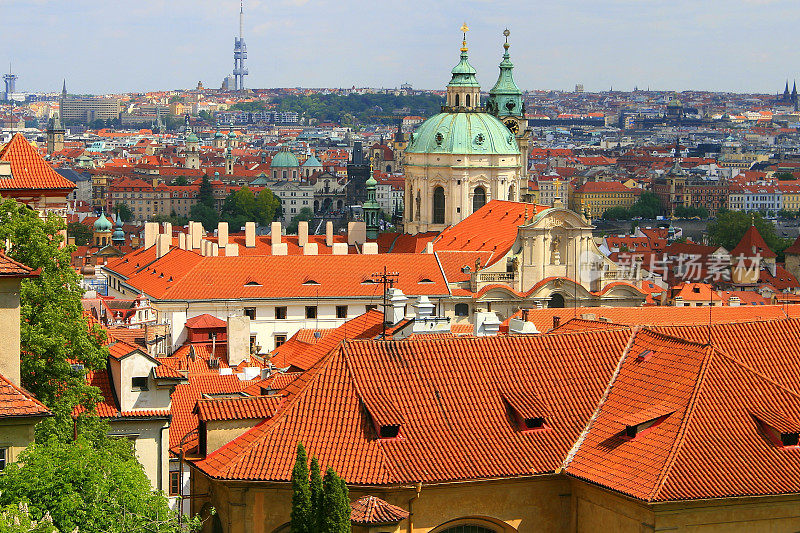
1 0 800 95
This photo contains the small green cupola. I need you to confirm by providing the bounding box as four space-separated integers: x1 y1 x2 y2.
363 164 381 240
486 29 524 119
112 213 125 246
445 23 481 111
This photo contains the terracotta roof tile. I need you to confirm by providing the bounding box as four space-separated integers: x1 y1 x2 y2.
350 495 409 525
196 395 283 421
0 134 77 190
0 374 51 419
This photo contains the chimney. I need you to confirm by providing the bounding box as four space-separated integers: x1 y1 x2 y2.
191 222 202 249
225 243 239 256
211 242 219 256
217 221 229 248
386 288 408 326
162 222 172 239
298 221 309 247
326 221 334 247
178 232 186 250
270 221 281 246
552 316 561 329
303 243 318 255
509 309 540 334
155 233 170 259
144 222 159 249
362 242 378 255
245 222 256 248
0 274 23 386
332 243 348 255
414 295 435 319
424 241 434 254
729 296 740 307
348 221 366 245
474 311 501 337
226 315 250 368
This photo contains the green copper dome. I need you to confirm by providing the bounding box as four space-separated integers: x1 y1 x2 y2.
302 154 322 167
214 131 224 138
271 149 300 168
448 50 480 88
405 112 519 155
94 212 112 232
186 132 199 143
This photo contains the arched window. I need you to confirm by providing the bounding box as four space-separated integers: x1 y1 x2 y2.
508 185 516 201
466 94 471 108
455 94 460 107
433 186 445 224
454 303 469 317
408 187 414 221
472 186 486 213
438 526 497 533
548 293 565 308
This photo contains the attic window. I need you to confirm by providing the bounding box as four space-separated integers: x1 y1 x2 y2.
523 417 546 430
692 286 701 293
418 278 434 284
244 280 261 286
623 413 671 440
302 279 320 285
379 424 401 439
361 278 376 284
503 394 549 433
637 349 653 361
753 413 800 448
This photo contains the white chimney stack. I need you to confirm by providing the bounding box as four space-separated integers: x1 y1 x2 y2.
178 232 186 250
332 243 348 255
218 221 229 248
298 221 309 247
227 315 251 368
270 222 281 246
144 222 159 249
386 288 408 326
363 242 378 255
326 221 334 247
474 311 501 337
245 222 256 248
303 243 318 255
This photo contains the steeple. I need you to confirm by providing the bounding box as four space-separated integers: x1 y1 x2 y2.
445 23 481 111
486 28 524 119
792 80 797 97
784 80 790 98
364 161 380 240
112 214 125 246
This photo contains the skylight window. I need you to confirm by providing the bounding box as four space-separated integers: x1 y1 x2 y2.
302 279 320 285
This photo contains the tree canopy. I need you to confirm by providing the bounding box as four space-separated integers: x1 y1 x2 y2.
113 202 133 222
290 443 312 533
67 221 93 246
0 198 107 438
602 192 663 220
0 437 200 533
708 210 789 255
220 187 281 230
287 207 314 234
273 93 443 125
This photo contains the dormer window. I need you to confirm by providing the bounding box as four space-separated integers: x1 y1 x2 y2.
503 393 549 433
131 376 149 391
753 412 800 448
523 417 546 430
623 413 672 440
379 424 401 439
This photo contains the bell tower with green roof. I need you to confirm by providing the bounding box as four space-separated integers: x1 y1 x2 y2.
445 23 482 111
486 29 524 121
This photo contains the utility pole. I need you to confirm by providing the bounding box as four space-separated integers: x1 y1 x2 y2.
370 266 399 339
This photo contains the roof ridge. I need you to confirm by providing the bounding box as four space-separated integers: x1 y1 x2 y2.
648 344 717 501
562 326 640 470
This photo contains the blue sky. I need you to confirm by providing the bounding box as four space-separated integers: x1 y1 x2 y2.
1 0 799 94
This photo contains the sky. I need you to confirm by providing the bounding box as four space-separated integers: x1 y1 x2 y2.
2 0 800 95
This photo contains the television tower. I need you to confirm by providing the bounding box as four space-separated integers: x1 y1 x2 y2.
3 63 18 100
232 0 248 91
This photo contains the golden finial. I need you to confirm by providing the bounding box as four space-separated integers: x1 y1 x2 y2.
503 28 510 51
460 22 470 52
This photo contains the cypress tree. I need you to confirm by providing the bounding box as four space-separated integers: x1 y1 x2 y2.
309 457 323 533
290 443 312 533
321 467 351 533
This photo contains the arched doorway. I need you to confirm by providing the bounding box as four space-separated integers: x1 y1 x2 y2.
472 186 486 212
433 186 445 224
430 516 512 533
548 293 565 308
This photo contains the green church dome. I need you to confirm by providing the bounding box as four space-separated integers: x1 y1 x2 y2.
405 112 519 156
271 149 300 168
94 212 112 232
186 132 199 143
302 154 322 167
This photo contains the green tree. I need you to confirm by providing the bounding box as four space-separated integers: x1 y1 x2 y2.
153 212 189 226
0 501 59 533
198 110 215 125
601 206 630 220
221 187 257 230
290 443 312 533
0 437 201 533
171 176 189 186
708 210 789 255
288 207 314 234
67 221 94 246
628 191 663 219
198 175 215 209
113 202 133 222
0 198 107 439
309 457 323 533
254 189 281 226
674 205 709 219
189 203 219 232
320 468 350 533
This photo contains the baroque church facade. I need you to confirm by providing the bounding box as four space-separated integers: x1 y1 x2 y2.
404 27 530 234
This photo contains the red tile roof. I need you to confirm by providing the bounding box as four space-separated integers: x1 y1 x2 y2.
434 201 547 266
194 330 631 483
0 252 37 277
565 327 800 501
350 495 409 525
730 225 777 259
186 314 227 329
0 134 77 190
196 395 284 421
0 374 51 419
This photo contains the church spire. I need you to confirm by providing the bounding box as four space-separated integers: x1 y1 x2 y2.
487 28 523 119
445 23 480 111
